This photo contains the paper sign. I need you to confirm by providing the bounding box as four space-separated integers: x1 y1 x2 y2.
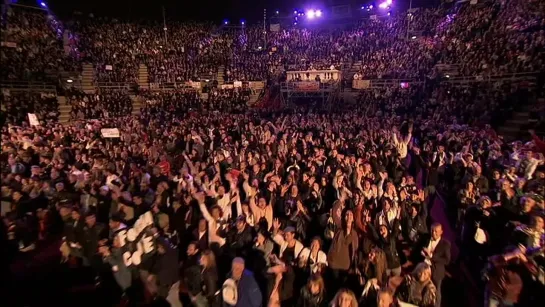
28 113 40 126
101 128 120 138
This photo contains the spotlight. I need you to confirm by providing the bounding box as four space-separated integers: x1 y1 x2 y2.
294 10 298 14
224 20 229 25
306 10 315 19
369 5 373 9
445 75 450 78
361 6 365 10
411 36 417 39
241 20 245 25
276 11 279 15
387 11 391 16
66 79 73 83
40 2 47 7
378 2 388 9
294 22 297 25
315 10 322 17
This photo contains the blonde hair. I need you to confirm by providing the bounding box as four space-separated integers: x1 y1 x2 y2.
412 262 431 279
201 249 217 269
331 288 358 307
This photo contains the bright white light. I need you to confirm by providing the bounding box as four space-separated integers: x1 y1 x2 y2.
294 10 298 14
387 12 391 16
276 11 279 14
369 5 373 9
378 2 389 9
315 10 322 17
66 79 73 83
306 10 315 19
386 0 393 4
411 36 417 39
445 75 450 78
294 22 297 25
224 20 229 25
241 20 245 25
258 46 262 50
40 2 47 8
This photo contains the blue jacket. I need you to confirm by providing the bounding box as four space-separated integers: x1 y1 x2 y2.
235 270 262 307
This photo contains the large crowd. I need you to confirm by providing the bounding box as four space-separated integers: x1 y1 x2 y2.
2 1 545 307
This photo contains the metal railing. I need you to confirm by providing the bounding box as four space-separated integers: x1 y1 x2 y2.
95 82 133 90
0 80 57 92
441 72 538 85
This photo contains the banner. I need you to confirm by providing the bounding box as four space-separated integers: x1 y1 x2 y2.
28 113 40 126
105 65 113 71
294 81 320 92
189 81 201 89
233 81 242 88
248 81 265 90
270 24 280 32
115 212 156 267
1 42 17 48
353 80 370 89
101 128 120 138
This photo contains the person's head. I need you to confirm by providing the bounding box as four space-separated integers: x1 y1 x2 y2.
431 223 443 241
379 224 389 238
377 289 394 307
479 196 492 209
85 212 96 227
307 274 325 296
235 216 246 232
200 249 216 269
344 209 354 227
413 262 432 282
310 237 322 252
109 214 123 230
187 242 199 256
522 196 536 213
231 257 245 281
12 190 23 201
210 205 221 219
531 215 544 232
290 184 298 196
256 229 268 244
382 198 392 212
332 289 358 307
71 208 81 221
258 197 267 208
217 185 226 196
466 181 474 191
198 218 207 232
283 227 296 243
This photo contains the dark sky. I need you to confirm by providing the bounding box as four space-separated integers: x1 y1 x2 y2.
11 0 434 23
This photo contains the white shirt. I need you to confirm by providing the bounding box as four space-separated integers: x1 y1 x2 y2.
425 238 440 265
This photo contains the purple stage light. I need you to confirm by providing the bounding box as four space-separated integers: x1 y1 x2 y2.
306 10 315 19
315 10 322 17
40 2 47 7
378 2 388 9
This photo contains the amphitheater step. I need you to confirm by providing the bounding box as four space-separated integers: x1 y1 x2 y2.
57 96 71 123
